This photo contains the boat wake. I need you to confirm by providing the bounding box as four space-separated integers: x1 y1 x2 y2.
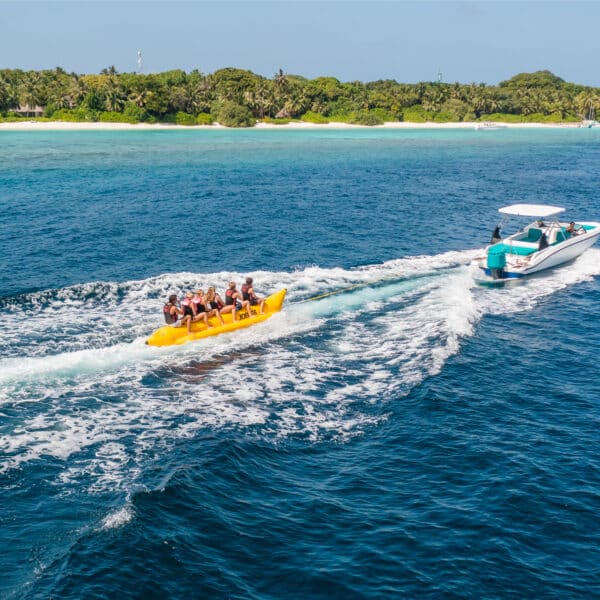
1 248 599 492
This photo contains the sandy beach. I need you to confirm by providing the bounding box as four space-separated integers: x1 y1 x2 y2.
0 120 583 131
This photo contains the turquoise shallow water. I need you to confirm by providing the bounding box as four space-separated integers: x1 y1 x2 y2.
1 128 600 598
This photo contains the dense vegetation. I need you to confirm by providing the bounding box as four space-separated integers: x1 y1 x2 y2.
1 67 598 126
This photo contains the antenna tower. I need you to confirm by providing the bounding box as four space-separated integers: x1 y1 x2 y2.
137 50 144 74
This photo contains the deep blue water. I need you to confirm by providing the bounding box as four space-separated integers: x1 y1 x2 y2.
1 128 600 599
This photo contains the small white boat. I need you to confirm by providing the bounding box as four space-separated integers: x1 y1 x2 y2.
474 122 508 131
472 204 600 283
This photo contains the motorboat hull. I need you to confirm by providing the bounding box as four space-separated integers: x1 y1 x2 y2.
474 226 600 283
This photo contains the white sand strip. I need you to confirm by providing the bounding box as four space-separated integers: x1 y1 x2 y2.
0 120 582 131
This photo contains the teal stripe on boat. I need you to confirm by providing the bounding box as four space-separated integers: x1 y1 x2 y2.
493 243 537 256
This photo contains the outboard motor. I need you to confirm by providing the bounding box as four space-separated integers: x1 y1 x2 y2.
487 246 506 279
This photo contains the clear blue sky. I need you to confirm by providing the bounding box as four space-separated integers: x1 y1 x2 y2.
2 1 599 85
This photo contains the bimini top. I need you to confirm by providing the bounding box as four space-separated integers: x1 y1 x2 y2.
498 204 565 218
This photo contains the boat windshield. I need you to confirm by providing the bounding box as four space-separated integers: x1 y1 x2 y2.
497 215 572 247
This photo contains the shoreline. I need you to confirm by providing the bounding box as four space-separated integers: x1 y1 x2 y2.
0 120 585 131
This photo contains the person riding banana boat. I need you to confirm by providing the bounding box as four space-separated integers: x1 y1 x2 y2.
162 294 192 333
183 291 210 328
193 289 224 326
152 282 287 347
241 277 265 315
223 281 252 321
162 278 264 329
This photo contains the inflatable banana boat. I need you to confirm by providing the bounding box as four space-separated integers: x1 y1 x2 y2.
146 288 287 347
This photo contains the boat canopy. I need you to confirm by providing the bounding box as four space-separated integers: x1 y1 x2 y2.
498 204 565 218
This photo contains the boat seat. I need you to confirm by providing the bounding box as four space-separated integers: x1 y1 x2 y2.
525 227 542 242
553 230 566 244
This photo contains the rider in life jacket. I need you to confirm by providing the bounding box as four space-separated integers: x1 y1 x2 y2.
163 294 192 332
190 290 211 328
204 287 226 325
241 277 265 314
193 289 223 326
206 286 225 310
181 292 195 318
222 281 251 321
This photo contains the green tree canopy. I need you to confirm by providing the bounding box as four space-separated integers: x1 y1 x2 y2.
0 67 594 126
499 70 565 89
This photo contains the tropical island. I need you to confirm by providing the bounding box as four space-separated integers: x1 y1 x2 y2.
0 67 598 127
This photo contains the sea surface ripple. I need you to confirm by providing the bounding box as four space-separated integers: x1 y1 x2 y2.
1 128 599 599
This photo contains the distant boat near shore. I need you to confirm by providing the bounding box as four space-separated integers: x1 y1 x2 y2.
474 122 508 131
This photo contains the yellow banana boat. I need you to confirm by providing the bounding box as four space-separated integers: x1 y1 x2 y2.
146 288 287 347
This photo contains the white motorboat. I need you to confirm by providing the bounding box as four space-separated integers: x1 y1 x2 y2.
472 204 600 283
474 122 508 131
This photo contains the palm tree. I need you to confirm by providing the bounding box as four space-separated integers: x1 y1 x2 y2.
283 88 308 118
575 91 598 120
272 69 290 112
187 78 213 114
273 68 288 92
18 72 43 114
450 82 464 101
547 92 570 119
468 88 490 118
103 79 127 112
487 91 501 115
310 98 327 114
243 88 259 116
347 81 369 110
0 75 10 111
129 87 150 109
244 81 276 118
421 86 446 113
396 85 419 108
167 85 191 113
258 82 277 118
69 77 88 106
47 80 73 109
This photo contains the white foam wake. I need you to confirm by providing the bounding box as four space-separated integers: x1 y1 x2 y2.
1 248 598 492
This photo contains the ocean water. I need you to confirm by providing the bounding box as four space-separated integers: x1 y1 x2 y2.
1 128 599 599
